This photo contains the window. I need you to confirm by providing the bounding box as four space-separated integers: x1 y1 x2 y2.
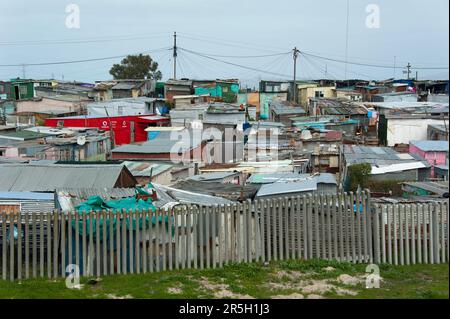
19 85 28 96
222 86 229 93
118 106 124 115
315 91 324 98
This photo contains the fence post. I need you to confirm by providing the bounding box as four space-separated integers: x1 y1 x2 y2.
373 205 381 265
9 213 15 281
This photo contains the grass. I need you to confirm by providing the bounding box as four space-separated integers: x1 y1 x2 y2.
0 260 448 299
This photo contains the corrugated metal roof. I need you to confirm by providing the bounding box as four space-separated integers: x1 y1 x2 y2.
411 140 449 152
0 164 130 192
0 192 54 200
188 172 238 182
155 184 234 206
256 180 317 197
123 161 173 177
248 173 337 185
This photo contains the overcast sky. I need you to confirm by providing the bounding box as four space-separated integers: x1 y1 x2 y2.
0 0 448 86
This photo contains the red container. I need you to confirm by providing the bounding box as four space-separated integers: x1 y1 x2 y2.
45 115 169 145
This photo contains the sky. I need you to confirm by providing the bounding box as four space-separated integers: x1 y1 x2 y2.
0 0 448 87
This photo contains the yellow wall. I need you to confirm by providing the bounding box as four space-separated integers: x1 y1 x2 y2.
298 85 335 106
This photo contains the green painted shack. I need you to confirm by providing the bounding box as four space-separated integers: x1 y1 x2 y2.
194 80 239 103
9 78 35 100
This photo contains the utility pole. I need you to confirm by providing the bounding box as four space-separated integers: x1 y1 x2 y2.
406 63 412 80
293 47 300 103
173 31 178 80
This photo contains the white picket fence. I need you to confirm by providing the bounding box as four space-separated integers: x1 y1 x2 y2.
0 191 448 281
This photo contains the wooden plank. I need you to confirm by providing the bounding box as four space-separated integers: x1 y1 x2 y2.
2 212 7 280
330 195 339 260
17 213 23 280
430 203 440 264
96 212 101 277
320 194 326 260
441 202 447 264
393 205 399 266
155 209 161 272
53 211 59 279
128 210 134 274
199 207 204 269
362 192 369 263
405 205 411 265
284 198 290 260
224 204 230 264
136 210 141 274
373 205 381 264
212 205 217 268
168 209 173 271
149 209 154 273
40 212 45 278
302 196 308 260
296 196 302 260
115 211 121 275
428 203 435 264
272 199 277 261
205 207 210 268
121 210 127 275
399 205 405 266
423 204 429 264
68 212 73 275
314 194 320 259
88 212 94 276
161 209 167 271
9 213 15 281
186 208 191 269
247 200 256 263
61 213 66 278
365 191 373 264
307 195 313 260
381 205 387 264
338 193 345 261
74 212 80 277
279 198 285 260
47 212 52 278
32 213 37 278
288 197 297 260
231 205 236 263
266 200 272 262
218 205 223 268
349 193 356 263
82 212 87 276
417 204 423 264
25 213 30 279
101 211 107 276
326 195 332 261
411 205 416 265
387 206 392 264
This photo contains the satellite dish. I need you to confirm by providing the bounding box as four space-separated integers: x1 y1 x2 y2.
77 136 87 146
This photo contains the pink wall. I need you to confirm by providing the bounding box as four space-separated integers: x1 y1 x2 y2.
409 144 448 178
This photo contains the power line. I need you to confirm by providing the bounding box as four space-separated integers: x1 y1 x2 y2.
173 49 291 59
177 34 284 54
179 47 292 78
301 51 449 70
0 47 172 67
0 33 172 46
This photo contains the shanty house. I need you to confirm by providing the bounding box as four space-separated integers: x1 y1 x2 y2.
0 164 137 192
409 140 449 178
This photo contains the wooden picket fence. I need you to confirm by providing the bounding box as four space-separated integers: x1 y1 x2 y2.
0 191 448 281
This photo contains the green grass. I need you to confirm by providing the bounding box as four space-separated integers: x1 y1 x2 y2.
0 260 448 299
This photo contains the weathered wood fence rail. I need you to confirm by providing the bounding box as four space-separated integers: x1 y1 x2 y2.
0 191 448 281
